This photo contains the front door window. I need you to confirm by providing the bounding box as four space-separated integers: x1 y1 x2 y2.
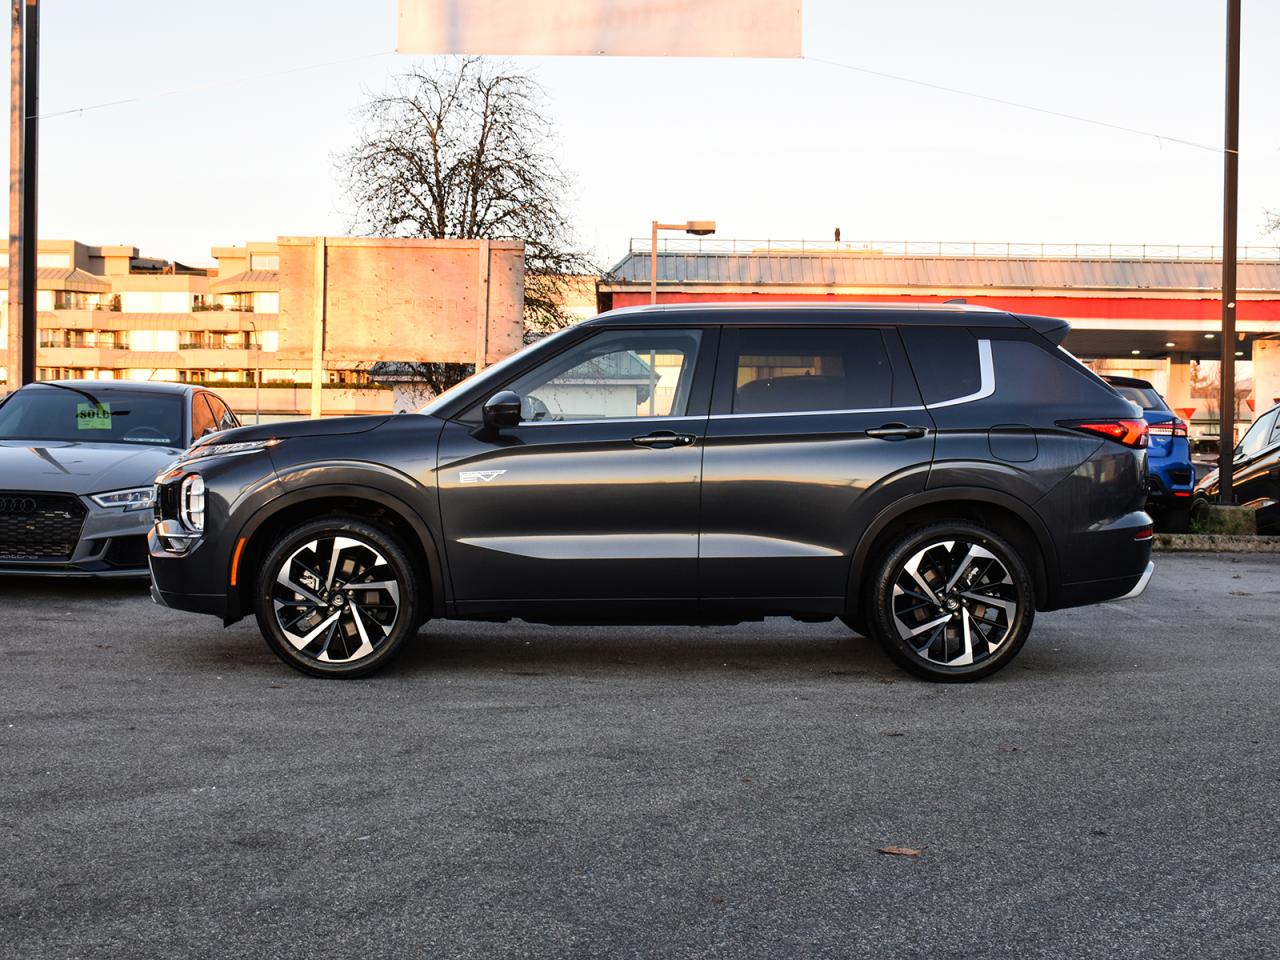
504 329 702 423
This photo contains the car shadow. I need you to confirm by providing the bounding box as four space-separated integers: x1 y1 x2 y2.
0 575 150 601
392 620 900 681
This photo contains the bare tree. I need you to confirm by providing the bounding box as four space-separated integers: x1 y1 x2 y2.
341 59 597 394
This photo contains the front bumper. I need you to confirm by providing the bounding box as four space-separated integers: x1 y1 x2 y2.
0 498 153 578
148 524 228 617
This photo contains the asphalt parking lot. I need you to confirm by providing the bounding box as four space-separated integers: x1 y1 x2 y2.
2 553 1278 960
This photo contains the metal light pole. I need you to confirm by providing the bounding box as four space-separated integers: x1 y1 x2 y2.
6 0 37 389
1217 0 1241 504
649 220 716 304
248 319 261 424
1218 0 1239 506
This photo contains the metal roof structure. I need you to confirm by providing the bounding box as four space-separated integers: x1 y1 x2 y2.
210 269 279 293
0 267 112 293
604 252 1280 294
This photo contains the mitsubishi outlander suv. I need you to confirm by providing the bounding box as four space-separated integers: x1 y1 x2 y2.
149 304 1154 682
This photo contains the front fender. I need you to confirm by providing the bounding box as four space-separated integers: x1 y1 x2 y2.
224 467 448 624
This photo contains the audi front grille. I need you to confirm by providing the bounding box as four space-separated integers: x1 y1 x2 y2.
0 491 88 562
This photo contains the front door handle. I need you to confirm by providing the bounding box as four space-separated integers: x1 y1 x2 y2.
633 431 696 449
866 423 928 441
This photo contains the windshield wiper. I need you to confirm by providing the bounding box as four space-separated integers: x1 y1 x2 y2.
36 381 104 407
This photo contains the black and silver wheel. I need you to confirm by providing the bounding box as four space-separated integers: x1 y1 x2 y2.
254 517 421 678
867 522 1034 682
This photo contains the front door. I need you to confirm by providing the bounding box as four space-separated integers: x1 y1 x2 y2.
1232 408 1280 533
698 323 934 612
438 326 716 617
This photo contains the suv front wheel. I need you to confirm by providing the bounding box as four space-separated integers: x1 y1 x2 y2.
866 522 1035 682
254 517 422 678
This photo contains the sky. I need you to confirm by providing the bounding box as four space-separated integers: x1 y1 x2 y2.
7 0 1280 270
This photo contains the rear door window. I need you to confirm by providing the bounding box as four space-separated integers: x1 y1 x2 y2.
727 327 895 414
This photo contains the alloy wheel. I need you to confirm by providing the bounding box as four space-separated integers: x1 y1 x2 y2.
270 535 401 664
890 539 1019 668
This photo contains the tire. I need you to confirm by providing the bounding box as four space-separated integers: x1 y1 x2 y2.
254 516 423 678
1158 504 1191 534
1190 495 1213 532
865 522 1035 682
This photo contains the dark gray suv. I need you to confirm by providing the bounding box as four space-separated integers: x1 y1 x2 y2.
149 304 1154 681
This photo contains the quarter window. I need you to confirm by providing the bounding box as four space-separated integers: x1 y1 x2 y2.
191 394 219 440
900 327 982 405
730 328 893 414
505 329 702 423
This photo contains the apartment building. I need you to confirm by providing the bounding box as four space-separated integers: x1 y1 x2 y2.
0 240 389 417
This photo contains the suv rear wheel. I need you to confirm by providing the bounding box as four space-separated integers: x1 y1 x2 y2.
866 522 1034 682
253 517 422 678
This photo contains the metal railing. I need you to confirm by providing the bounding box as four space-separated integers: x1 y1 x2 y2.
627 238 1280 261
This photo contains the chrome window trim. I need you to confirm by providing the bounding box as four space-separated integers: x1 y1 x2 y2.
507 339 996 425
516 414 708 427
710 404 926 420
925 339 995 409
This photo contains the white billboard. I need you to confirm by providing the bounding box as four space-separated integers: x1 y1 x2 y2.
398 0 802 58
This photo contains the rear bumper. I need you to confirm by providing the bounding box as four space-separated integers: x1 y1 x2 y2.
1112 560 1155 601
1053 509 1154 609
1146 456 1195 503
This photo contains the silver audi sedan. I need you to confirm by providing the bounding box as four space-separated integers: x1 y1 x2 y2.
0 380 239 577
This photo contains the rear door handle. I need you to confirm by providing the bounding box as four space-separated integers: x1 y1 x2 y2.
865 423 928 440
633 431 696 448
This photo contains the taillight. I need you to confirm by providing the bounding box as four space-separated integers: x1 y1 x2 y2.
1060 418 1150 448
1147 419 1188 438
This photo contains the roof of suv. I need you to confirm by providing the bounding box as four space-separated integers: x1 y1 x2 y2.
585 302 1039 330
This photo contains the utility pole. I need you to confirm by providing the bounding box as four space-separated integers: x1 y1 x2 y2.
6 0 36 390
1217 0 1241 504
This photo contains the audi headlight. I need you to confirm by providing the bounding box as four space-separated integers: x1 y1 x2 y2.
181 438 277 462
90 486 155 511
180 474 206 532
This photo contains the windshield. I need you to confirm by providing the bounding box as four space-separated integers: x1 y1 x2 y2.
0 387 185 446
1109 383 1169 412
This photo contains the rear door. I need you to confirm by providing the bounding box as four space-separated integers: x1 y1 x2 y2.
698 323 932 612
438 325 717 616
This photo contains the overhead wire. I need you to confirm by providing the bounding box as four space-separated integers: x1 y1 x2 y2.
804 54 1232 155
34 49 395 120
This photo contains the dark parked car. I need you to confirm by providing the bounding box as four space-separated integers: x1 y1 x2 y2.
1103 375 1194 531
1194 401 1280 534
149 304 1153 682
0 380 239 576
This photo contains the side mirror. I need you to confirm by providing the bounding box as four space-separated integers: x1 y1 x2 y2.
482 390 523 431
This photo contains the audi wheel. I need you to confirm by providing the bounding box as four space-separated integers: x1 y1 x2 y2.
866 522 1034 682
254 517 422 678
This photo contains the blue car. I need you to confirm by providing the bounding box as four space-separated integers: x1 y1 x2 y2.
1105 375 1193 531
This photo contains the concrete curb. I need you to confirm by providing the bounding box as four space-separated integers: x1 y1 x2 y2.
1153 533 1280 553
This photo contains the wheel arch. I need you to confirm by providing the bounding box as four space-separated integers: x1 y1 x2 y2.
225 483 447 625
846 487 1059 618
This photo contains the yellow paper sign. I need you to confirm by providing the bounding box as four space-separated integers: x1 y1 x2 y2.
76 402 112 430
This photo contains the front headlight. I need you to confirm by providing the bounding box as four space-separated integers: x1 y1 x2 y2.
90 486 155 511
180 474 206 532
181 438 277 462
